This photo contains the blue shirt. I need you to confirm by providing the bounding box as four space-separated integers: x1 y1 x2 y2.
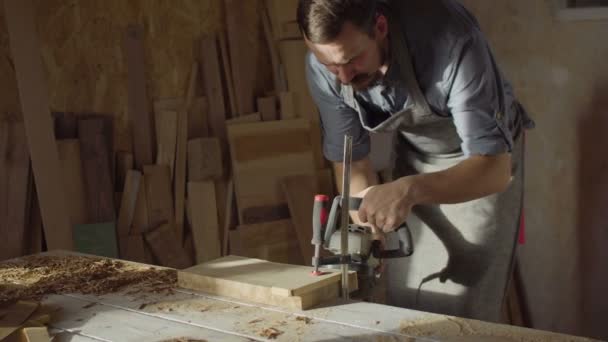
305 0 534 162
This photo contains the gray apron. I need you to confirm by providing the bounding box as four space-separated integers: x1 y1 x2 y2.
340 11 524 323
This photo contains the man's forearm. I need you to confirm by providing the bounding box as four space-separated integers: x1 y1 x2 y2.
405 153 512 206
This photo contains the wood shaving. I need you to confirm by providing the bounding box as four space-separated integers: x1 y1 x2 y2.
248 318 263 324
260 327 283 339
0 255 176 305
296 316 312 324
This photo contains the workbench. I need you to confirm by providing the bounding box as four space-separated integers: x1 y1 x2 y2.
3 253 594 342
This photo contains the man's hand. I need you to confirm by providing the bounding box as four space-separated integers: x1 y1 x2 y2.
356 177 416 233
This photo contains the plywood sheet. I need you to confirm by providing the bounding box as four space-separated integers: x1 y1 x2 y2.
178 255 357 310
187 181 221 263
3 0 72 251
230 220 303 265
227 119 316 224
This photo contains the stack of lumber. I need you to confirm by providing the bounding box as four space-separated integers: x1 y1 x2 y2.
3 0 336 268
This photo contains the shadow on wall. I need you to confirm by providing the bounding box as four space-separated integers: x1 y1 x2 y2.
577 82 608 341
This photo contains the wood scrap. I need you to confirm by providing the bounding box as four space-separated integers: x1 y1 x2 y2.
123 24 155 169
225 113 261 125
0 301 39 340
279 91 296 120
144 223 192 269
21 326 51 342
187 138 223 181
199 35 227 146
281 174 319 265
0 121 31 261
174 63 199 244
178 255 358 310
143 165 174 230
116 170 141 237
131 174 150 234
155 109 178 178
187 181 221 263
227 119 316 224
3 0 72 251
0 253 177 305
257 96 278 121
225 0 257 115
78 118 116 222
56 139 88 227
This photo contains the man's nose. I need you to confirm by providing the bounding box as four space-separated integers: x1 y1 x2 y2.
328 65 355 84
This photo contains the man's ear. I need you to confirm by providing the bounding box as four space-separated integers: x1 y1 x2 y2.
374 14 388 40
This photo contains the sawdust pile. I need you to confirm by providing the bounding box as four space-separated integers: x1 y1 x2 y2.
0 255 176 305
260 327 283 339
400 316 596 342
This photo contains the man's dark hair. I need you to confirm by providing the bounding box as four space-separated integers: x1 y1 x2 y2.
297 0 379 44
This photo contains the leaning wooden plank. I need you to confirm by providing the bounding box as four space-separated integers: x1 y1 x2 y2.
225 113 261 126
260 0 286 93
144 223 192 269
143 165 174 230
230 220 303 265
225 0 257 115
227 119 316 224
78 118 116 222
73 222 119 258
3 0 72 251
116 170 141 237
119 234 147 264
178 255 357 310
187 181 221 263
51 112 77 139
199 35 227 145
266 0 300 40
257 96 278 121
130 174 149 234
279 91 296 120
174 63 199 244
0 122 30 261
218 30 238 116
221 178 234 256
123 24 155 169
57 139 88 227
25 181 43 255
281 174 319 265
114 151 134 192
278 40 319 121
154 109 178 178
187 137 223 181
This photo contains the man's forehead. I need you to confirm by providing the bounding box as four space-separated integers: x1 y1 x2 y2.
305 23 368 65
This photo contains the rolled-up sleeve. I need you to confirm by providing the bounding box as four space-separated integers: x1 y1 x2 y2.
447 32 513 156
305 52 370 162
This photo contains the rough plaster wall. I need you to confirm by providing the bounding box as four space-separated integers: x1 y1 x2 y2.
460 0 608 339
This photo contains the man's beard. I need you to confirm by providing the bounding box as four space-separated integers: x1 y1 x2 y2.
349 71 382 91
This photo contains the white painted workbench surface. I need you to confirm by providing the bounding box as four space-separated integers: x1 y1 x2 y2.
42 286 593 342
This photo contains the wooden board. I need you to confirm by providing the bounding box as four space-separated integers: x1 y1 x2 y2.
281 175 319 265
218 30 237 117
278 40 319 122
3 0 72 251
187 137 223 181
0 301 39 340
230 220 303 265
0 122 30 261
174 63 199 244
257 96 278 121
279 91 296 120
118 234 147 264
260 0 286 93
154 109 178 178
178 255 357 310
56 139 88 227
225 113 261 125
131 173 149 234
266 0 300 40
144 223 192 269
52 112 78 139
225 1 257 115
116 170 141 237
199 35 227 145
114 151 134 192
78 118 116 222
73 222 119 258
143 165 174 231
123 24 155 169
221 178 234 255
187 181 221 263
227 119 316 224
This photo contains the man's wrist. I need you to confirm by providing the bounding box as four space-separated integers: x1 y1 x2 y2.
396 175 424 205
